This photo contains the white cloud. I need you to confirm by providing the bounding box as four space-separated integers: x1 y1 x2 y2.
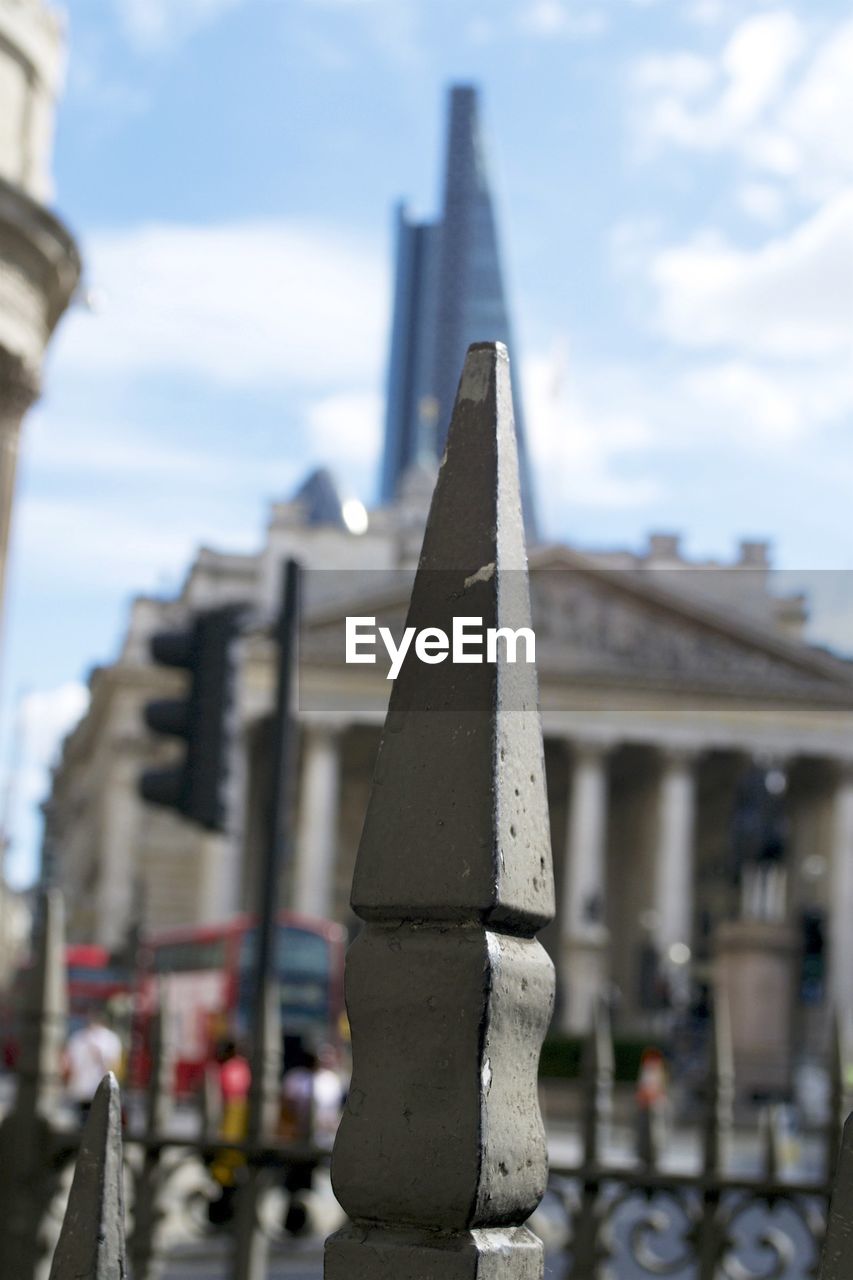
307 390 382 476
635 11 804 153
682 361 803 442
774 21 853 200
15 491 260 593
634 52 716 97
524 346 661 518
115 0 243 51
18 683 90 778
634 13 853 202
5 683 90 886
17 392 382 595
737 181 787 224
25 411 303 490
609 186 853 454
519 0 608 39
650 189 853 359
55 220 389 392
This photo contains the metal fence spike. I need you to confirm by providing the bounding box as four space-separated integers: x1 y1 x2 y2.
581 996 613 1165
828 1008 850 1182
820 1112 853 1279
761 1105 784 1182
49 1073 126 1279
145 979 173 1137
703 987 734 1176
17 888 68 1122
327 343 556 1278
349 341 553 931
637 1104 663 1171
233 978 282 1280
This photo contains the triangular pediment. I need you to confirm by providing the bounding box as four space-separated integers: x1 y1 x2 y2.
300 546 853 705
528 547 853 703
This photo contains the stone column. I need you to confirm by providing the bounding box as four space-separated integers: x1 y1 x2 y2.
96 755 141 951
830 761 853 1016
560 741 610 1034
293 722 342 920
0 352 37 633
653 747 697 966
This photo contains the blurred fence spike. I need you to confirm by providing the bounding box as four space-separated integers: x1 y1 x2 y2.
703 988 734 1177
828 1009 851 1182
17 888 68 1122
49 1073 126 1280
697 991 734 1280
581 996 613 1166
0 889 70 1279
819 1112 853 1279
128 983 172 1280
761 1105 784 1183
232 978 281 1280
637 1104 663 1172
146 980 173 1137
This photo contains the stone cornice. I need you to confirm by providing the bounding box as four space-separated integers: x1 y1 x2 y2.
0 174 80 334
0 345 38 411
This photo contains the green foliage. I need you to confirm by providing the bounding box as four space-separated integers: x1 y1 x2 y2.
539 1035 665 1082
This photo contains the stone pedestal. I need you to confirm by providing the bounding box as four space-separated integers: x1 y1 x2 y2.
715 918 798 1100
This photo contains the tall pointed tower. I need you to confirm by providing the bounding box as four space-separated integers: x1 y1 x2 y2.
0 0 81 630
380 85 537 536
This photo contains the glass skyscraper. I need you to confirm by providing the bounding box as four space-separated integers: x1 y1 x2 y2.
380 85 537 536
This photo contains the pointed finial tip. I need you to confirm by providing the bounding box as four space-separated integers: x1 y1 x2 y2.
468 340 509 360
457 342 509 407
49 1072 126 1280
96 1070 121 1103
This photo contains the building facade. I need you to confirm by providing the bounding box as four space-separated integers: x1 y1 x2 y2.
43 477 853 1069
380 86 536 532
0 0 80 627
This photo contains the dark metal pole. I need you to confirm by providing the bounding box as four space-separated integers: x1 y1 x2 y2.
246 557 301 1140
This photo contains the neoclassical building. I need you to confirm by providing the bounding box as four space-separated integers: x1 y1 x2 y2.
0 0 80 625
44 471 853 1065
0 0 77 977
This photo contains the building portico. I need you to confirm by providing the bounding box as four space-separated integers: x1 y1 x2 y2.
44 503 853 1078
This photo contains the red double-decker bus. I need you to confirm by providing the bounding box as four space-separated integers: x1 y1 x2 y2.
135 912 347 1095
66 944 132 1033
2 944 132 1069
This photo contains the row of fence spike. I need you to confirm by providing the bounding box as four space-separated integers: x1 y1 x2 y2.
13 886 292 1280
41 947 853 1278
26 891 853 1278
577 993 853 1186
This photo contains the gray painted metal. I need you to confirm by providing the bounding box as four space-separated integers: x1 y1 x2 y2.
327 342 556 1278
49 1074 126 1279
821 1113 853 1280
16 889 68 1123
128 987 173 1280
0 889 70 1279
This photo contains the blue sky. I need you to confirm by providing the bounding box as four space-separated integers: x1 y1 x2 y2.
4 0 853 884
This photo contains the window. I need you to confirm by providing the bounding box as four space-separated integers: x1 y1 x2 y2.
152 937 227 973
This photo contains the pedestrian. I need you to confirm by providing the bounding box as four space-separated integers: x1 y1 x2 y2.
635 1046 668 1158
280 1043 344 1233
208 1038 251 1223
62 1008 122 1123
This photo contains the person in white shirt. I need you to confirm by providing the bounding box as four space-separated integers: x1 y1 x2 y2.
281 1043 345 1234
63 1010 122 1121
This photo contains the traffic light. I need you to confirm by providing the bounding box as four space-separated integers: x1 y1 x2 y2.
139 606 243 831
